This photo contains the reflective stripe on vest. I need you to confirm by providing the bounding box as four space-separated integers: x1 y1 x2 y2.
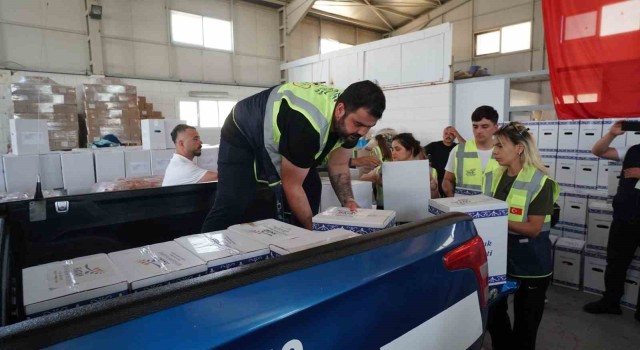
454 140 498 191
263 83 341 179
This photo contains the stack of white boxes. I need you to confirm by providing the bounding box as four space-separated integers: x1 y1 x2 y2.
312 207 396 235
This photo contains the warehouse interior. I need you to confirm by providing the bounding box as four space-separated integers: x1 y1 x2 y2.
0 0 639 349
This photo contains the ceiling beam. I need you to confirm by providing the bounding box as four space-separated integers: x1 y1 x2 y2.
374 7 416 20
360 0 395 30
391 0 470 36
286 0 317 34
307 8 390 32
313 1 417 19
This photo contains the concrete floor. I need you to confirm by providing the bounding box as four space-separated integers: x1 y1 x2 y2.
483 285 640 350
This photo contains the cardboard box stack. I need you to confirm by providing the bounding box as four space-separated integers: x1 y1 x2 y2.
137 96 164 120
83 79 140 145
10 76 79 151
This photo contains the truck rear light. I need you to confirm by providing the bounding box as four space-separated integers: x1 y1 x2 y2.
443 235 489 307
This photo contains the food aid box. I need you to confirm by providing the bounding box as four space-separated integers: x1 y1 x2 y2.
429 195 507 286
578 120 603 153
583 251 606 296
174 230 270 273
0 157 5 193
626 125 640 146
39 152 63 190
270 229 359 256
587 201 613 252
22 254 127 318
622 266 640 310
3 154 38 193
540 152 557 179
538 121 559 152
163 119 187 148
557 120 580 153
608 161 623 197
94 149 125 182
10 119 50 155
555 154 577 188
196 145 219 171
597 159 610 191
601 119 627 147
574 156 599 190
553 237 585 290
312 207 396 235
320 178 373 212
61 152 96 194
124 148 151 178
562 190 588 240
557 191 566 225
150 149 174 176
141 119 167 150
229 219 311 245
382 160 431 222
108 241 207 292
521 121 539 143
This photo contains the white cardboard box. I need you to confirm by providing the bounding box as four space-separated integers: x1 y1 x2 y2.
108 241 207 292
538 121 559 152
320 178 373 212
557 192 566 225
521 121 540 144
10 119 50 155
557 120 580 153
583 251 607 296
622 266 640 310
562 190 588 239
229 219 312 245
597 159 610 192
150 149 174 176
270 229 359 256
61 152 96 194
626 127 640 147
587 201 612 253
550 227 563 237
382 160 431 222
578 120 603 153
22 254 128 317
608 161 623 197
141 119 167 150
196 145 219 171
124 149 151 178
94 150 125 182
312 207 396 235
39 153 63 190
540 152 557 179
0 156 5 193
175 230 270 273
574 156 599 190
602 119 626 148
553 237 585 290
3 154 38 193
555 154 577 188
429 195 507 286
163 119 186 149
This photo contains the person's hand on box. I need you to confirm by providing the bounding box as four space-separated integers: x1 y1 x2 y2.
623 167 640 179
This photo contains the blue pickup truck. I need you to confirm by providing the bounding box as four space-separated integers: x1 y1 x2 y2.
0 184 492 349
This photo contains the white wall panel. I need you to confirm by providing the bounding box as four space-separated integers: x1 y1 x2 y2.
289 65 313 83
131 0 168 42
102 0 134 38
202 50 234 83
257 58 280 85
329 53 360 89
401 35 445 84
134 43 170 78
175 47 203 81
0 0 42 24
44 31 88 72
234 55 259 84
365 46 401 86
234 3 257 55
454 78 507 141
452 19 472 63
313 61 330 83
256 8 279 58
103 38 135 76
0 24 44 68
44 0 86 32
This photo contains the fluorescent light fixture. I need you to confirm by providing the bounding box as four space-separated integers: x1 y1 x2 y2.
188 91 229 98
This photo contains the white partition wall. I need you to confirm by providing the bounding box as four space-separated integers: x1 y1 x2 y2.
453 78 508 141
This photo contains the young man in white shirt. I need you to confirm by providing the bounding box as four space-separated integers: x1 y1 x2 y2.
162 124 218 186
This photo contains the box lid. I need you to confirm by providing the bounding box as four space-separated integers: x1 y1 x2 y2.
588 200 613 212
270 229 358 254
107 241 205 283
312 207 396 228
174 230 269 264
429 195 507 214
22 254 126 306
228 219 311 244
556 237 586 250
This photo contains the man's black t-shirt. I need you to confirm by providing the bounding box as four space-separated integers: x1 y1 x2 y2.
424 141 457 174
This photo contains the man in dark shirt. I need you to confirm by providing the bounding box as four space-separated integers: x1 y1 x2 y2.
201 81 386 231
424 126 465 197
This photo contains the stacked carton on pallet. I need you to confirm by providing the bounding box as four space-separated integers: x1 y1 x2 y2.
137 96 163 120
10 76 79 150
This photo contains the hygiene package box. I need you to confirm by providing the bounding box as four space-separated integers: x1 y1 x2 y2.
578 120 603 153
540 152 557 179
3 154 38 193
429 195 507 286
521 121 539 143
229 219 312 245
61 152 96 194
39 152 63 190
587 201 613 252
196 145 219 172
538 121 559 152
555 154 577 188
175 230 270 273
141 119 167 150
270 229 359 256
583 251 606 296
382 160 431 222
22 254 127 318
124 148 151 178
10 119 50 155
607 161 622 197
108 241 207 292
562 190 588 239
597 159 610 192
94 149 125 182
553 237 585 290
574 156 599 191
557 120 580 153
150 149 174 176
312 207 396 235
320 178 373 212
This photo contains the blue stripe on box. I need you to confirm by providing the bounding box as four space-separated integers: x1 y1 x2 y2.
588 209 613 215
27 290 129 319
586 244 607 252
538 121 558 125
489 275 507 284
553 279 580 288
621 301 637 311
133 272 207 292
428 207 507 219
312 219 396 235
584 287 604 295
539 148 557 153
559 121 581 125
585 250 607 259
575 185 597 190
208 254 270 273
428 207 445 216
556 246 583 254
564 192 588 198
454 188 481 196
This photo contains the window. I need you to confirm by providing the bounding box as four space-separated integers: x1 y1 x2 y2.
178 100 236 128
171 10 233 51
475 22 532 56
320 38 353 54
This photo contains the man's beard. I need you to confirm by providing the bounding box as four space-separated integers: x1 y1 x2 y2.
193 149 202 157
337 114 361 146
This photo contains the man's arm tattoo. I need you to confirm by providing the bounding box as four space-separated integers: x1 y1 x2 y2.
329 172 354 205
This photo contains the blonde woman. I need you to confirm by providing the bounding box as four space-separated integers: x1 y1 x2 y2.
361 133 439 208
483 122 559 350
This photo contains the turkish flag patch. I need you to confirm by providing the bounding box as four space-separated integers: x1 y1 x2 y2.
509 207 523 215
